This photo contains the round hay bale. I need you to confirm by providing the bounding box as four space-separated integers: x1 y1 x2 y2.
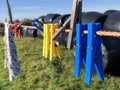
38 15 45 23
82 11 108 29
52 14 71 46
44 14 61 23
104 12 120 31
52 14 70 27
103 11 120 75
104 9 119 15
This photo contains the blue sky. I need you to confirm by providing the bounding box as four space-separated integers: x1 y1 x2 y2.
0 0 120 22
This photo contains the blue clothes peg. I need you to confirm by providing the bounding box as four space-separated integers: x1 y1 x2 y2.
74 23 87 77
32 18 43 32
34 18 43 28
85 23 104 84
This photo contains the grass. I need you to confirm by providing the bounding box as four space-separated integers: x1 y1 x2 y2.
0 36 120 90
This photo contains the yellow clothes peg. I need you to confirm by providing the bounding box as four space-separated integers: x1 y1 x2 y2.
50 24 56 61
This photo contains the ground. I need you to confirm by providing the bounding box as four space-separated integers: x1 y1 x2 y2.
0 36 120 90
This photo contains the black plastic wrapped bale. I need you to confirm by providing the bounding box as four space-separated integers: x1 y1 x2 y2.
33 29 37 38
104 12 120 31
52 16 62 27
24 28 42 37
82 11 108 29
56 14 70 44
52 14 71 27
73 11 109 71
104 9 119 15
26 28 34 37
103 12 120 76
52 14 71 46
38 15 45 23
62 14 71 29
72 39 108 70
44 14 61 23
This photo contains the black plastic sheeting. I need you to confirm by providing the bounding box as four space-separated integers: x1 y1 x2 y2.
22 28 42 38
103 12 120 75
76 11 120 75
43 14 61 23
51 14 70 46
38 15 45 23
104 9 119 15
104 12 120 31
82 11 108 29
52 14 71 27
52 14 71 45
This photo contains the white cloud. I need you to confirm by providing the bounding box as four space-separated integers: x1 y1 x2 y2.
15 6 40 10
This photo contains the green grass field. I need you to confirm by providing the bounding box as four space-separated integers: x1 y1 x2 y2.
0 36 120 90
